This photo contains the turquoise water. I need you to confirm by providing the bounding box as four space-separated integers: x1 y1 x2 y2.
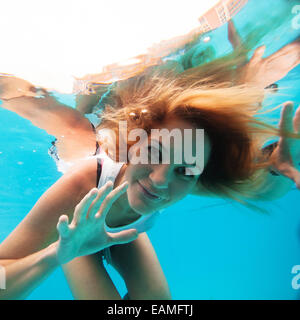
0 0 300 299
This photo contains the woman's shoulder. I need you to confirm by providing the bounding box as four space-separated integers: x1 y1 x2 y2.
59 157 98 197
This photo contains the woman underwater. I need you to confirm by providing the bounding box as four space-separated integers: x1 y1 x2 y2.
0 21 300 300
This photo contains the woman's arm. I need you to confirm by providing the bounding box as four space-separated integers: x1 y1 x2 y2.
0 159 97 259
0 159 97 299
0 158 138 299
0 76 92 137
2 95 96 161
0 243 59 300
0 76 96 161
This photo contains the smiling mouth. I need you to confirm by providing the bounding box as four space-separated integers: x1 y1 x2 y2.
138 181 163 201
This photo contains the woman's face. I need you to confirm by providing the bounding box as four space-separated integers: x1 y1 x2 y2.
125 117 211 215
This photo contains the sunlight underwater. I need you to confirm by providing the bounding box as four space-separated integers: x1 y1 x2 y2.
0 0 300 299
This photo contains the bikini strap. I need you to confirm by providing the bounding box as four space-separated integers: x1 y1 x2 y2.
90 123 100 155
96 157 103 187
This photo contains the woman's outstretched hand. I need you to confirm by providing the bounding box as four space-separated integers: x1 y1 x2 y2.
270 102 300 189
0 74 40 100
55 181 138 265
238 41 300 89
227 20 300 88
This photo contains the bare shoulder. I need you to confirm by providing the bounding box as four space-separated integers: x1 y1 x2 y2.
36 157 98 210
0 158 98 259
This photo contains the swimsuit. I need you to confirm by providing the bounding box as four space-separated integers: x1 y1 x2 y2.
96 149 161 264
48 113 101 173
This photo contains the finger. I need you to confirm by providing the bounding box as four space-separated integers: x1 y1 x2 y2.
267 42 300 66
250 46 266 64
295 173 300 190
73 188 99 224
278 166 300 189
279 101 294 134
293 105 300 134
228 20 242 49
108 228 138 246
57 215 70 238
278 102 295 157
95 181 129 220
88 181 114 219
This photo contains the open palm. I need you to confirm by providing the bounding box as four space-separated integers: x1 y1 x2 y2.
270 102 300 189
228 21 300 89
239 42 300 89
56 181 138 265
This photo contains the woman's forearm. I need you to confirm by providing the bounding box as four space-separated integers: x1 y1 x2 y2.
0 242 59 300
1 95 89 137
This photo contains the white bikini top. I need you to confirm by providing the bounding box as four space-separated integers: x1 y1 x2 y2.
96 150 161 234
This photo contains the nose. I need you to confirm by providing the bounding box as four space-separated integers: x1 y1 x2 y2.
149 164 172 189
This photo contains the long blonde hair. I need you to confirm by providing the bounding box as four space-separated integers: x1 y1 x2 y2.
92 65 298 205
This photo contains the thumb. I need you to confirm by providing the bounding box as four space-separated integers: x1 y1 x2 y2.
295 177 300 190
279 166 300 189
293 105 300 134
228 20 241 49
108 229 138 245
250 45 266 64
279 101 294 133
292 170 300 189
